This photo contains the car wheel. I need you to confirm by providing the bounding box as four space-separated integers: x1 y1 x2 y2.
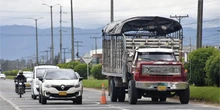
128 80 137 104
76 96 82 104
110 79 117 102
151 97 158 102
160 97 166 102
41 94 47 104
179 87 190 104
39 94 42 103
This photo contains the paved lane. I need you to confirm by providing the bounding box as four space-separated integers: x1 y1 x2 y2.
0 79 219 110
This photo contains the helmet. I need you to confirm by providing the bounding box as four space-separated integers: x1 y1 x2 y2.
18 70 23 75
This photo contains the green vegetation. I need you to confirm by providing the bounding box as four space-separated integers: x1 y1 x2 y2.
6 76 15 79
185 47 220 86
190 86 220 103
82 80 108 89
205 52 220 86
90 64 106 80
74 63 88 79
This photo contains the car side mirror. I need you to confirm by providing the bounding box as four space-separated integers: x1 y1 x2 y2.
38 77 43 82
79 77 83 82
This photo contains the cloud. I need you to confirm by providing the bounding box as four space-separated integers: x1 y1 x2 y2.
0 0 219 29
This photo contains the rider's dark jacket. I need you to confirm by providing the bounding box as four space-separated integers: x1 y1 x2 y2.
15 74 26 83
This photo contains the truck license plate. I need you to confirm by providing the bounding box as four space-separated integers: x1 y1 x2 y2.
157 86 166 91
59 91 67 96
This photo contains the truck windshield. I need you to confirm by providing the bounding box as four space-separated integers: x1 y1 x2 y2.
137 52 176 61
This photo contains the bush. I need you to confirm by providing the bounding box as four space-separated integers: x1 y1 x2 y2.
90 64 106 80
57 61 80 69
205 52 220 86
187 47 218 86
74 63 87 79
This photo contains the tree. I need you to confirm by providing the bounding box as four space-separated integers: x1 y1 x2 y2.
74 63 87 79
205 52 220 86
187 47 218 86
90 64 106 80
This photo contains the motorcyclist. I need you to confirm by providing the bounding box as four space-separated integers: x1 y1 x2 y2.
14 70 26 93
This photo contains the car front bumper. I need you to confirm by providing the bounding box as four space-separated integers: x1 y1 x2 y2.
43 87 82 100
135 81 189 91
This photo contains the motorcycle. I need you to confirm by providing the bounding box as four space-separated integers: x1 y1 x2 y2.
16 81 25 98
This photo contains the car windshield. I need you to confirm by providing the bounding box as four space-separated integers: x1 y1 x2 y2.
36 68 52 78
45 69 77 80
138 52 176 61
23 72 32 78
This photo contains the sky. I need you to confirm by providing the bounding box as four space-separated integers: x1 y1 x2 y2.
0 0 220 29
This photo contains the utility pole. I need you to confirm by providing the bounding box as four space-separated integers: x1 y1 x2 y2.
59 6 63 64
90 37 101 64
62 48 69 63
44 50 50 62
197 0 203 49
170 15 189 61
70 0 75 61
28 17 43 66
111 0 114 22
74 41 83 60
42 3 60 65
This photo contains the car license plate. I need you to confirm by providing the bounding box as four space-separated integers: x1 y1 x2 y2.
59 91 67 96
157 86 166 91
25 84 30 87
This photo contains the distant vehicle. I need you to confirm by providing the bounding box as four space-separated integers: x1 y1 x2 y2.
17 71 33 89
0 74 6 80
38 69 83 104
31 65 60 100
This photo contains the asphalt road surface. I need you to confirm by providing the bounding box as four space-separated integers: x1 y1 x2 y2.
0 79 219 110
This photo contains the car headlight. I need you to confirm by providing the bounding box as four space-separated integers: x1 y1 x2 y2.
44 84 51 88
74 83 80 88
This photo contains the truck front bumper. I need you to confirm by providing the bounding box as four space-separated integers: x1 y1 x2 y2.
135 81 189 91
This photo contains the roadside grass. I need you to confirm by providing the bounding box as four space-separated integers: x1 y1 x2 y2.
6 75 15 79
82 79 220 104
190 86 220 103
82 79 108 89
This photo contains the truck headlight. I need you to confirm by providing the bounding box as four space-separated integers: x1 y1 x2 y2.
142 68 150 74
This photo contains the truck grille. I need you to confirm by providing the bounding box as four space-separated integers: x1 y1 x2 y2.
142 65 181 75
51 85 74 91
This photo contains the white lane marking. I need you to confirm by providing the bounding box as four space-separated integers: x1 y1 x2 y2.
28 107 125 109
0 93 21 110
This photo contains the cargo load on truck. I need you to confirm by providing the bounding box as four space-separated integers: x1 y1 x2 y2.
102 16 189 104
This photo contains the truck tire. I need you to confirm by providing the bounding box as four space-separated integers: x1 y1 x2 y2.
110 79 117 102
179 87 190 104
151 97 158 102
128 80 137 104
118 87 125 102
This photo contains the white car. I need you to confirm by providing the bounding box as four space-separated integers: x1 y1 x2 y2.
31 65 60 99
38 69 83 104
0 74 6 80
22 71 33 89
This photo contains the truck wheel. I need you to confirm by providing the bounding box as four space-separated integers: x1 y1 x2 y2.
179 87 190 104
118 87 125 102
110 79 117 102
160 97 166 102
151 97 158 102
128 80 137 104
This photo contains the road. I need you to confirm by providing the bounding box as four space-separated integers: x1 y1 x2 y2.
0 79 219 110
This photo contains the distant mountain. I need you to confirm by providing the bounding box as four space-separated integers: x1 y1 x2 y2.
0 25 219 60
